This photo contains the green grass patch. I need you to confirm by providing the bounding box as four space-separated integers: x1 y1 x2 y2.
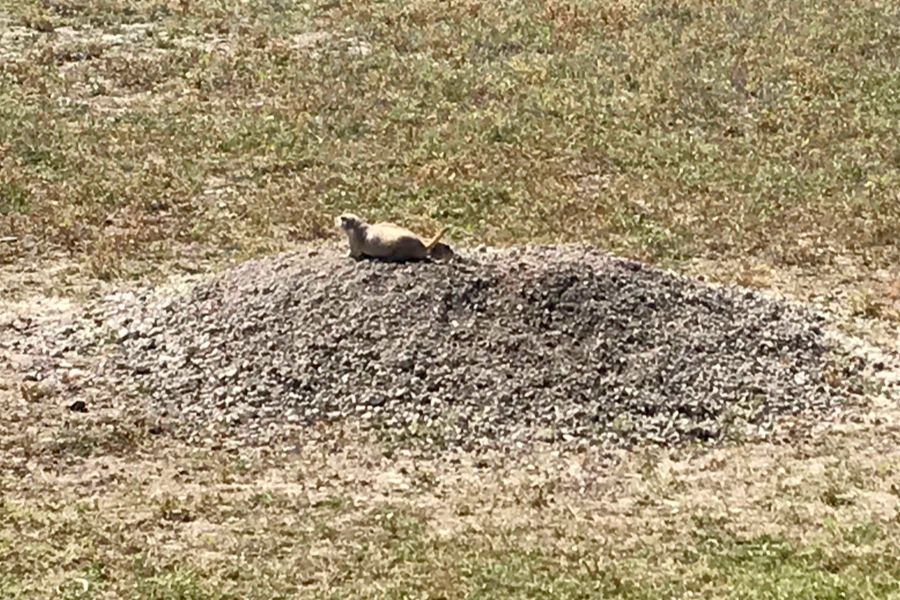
0 180 30 215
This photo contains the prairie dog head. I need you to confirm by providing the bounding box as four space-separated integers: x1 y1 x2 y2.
336 212 366 234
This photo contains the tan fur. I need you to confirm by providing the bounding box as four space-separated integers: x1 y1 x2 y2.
335 213 450 262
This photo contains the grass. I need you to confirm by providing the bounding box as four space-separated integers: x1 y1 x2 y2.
0 0 898 280
3 0 900 597
5 432 900 599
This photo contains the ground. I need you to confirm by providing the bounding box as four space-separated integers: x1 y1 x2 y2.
3 0 900 598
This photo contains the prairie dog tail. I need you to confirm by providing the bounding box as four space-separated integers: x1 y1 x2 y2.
424 225 451 250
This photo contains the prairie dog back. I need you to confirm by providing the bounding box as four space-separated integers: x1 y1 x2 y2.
336 213 449 262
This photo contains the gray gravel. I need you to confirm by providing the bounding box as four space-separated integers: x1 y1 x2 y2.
86 243 862 450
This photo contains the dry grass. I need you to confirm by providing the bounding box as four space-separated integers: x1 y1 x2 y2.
5 403 900 599
1 0 899 281
3 0 900 597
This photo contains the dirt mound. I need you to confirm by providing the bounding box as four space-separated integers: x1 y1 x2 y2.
99 244 859 450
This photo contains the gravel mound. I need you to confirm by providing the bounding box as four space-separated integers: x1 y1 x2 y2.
99 244 860 449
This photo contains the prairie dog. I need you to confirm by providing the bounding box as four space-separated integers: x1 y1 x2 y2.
336 213 450 262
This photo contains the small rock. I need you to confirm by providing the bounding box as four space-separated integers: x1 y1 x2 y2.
20 381 50 402
68 400 88 413
63 368 86 384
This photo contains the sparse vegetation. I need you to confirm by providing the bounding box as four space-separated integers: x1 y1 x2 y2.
3 0 900 597
5 430 900 599
1 0 899 278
